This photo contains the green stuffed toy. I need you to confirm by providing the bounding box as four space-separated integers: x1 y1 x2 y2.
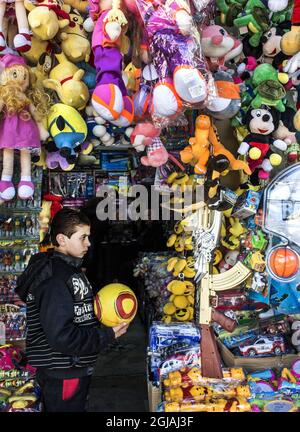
251 64 288 112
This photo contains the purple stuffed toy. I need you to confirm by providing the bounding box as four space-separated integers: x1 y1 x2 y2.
90 0 134 127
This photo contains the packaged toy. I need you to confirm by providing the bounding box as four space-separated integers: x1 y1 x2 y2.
231 190 262 219
163 366 246 388
163 396 251 411
134 0 209 122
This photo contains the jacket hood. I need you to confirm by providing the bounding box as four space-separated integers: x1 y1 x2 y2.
16 251 83 302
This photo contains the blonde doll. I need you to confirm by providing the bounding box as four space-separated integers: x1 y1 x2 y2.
0 54 50 201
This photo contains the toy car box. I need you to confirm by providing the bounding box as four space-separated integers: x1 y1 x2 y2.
217 339 300 372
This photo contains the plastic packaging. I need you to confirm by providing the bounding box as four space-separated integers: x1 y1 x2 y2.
162 366 246 388
135 0 213 126
163 396 251 412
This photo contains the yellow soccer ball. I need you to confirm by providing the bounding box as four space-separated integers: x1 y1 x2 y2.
94 283 138 327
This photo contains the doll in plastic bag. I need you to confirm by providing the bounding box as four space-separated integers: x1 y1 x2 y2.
135 0 208 120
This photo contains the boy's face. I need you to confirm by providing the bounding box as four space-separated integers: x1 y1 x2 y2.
57 224 91 258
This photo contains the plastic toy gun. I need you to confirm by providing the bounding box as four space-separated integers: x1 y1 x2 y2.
190 206 251 378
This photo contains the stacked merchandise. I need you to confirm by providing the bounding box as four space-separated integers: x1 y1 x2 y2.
0 0 298 414
142 0 300 414
0 166 43 411
0 345 40 412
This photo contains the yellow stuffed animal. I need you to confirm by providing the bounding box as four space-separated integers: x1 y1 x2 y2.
22 36 49 65
162 280 195 323
24 0 70 41
58 7 91 63
43 50 89 110
39 199 52 242
63 0 89 13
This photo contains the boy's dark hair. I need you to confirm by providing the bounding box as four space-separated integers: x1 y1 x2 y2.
50 208 91 246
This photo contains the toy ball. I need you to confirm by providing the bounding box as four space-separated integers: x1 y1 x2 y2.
268 247 299 279
94 283 138 327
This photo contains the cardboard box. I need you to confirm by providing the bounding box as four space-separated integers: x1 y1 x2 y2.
218 339 300 372
147 379 162 412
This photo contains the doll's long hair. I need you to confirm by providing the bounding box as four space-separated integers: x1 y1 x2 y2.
0 65 51 121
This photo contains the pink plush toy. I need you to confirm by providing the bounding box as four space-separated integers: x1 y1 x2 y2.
130 122 169 167
134 0 208 120
201 25 243 71
90 0 134 127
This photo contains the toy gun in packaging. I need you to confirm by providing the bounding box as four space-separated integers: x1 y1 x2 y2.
188 205 251 378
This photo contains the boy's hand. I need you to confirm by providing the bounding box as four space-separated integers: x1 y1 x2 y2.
112 323 129 338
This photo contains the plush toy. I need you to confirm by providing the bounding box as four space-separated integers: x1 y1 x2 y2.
45 148 75 170
130 122 169 166
251 63 288 112
180 114 251 175
134 0 208 120
201 25 243 71
141 137 169 167
86 103 134 146
42 192 63 218
162 279 195 323
76 60 97 89
206 70 241 119
39 199 52 242
0 54 49 201
273 107 299 162
0 0 32 52
64 0 89 13
24 0 70 41
261 23 291 68
216 0 244 27
22 36 50 65
235 56 258 84
233 0 289 47
90 0 134 127
47 103 87 163
218 250 239 273
31 51 54 92
238 107 287 181
281 0 300 56
59 6 91 63
43 49 89 110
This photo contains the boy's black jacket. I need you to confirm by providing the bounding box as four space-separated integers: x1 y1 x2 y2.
16 250 115 377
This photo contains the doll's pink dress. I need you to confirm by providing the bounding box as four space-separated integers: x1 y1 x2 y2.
0 109 40 150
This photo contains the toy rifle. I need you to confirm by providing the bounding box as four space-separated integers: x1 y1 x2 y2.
191 205 251 378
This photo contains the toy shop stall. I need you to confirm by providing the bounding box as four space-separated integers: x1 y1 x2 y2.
0 0 299 414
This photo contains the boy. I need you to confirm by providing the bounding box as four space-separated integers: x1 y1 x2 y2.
16 208 128 412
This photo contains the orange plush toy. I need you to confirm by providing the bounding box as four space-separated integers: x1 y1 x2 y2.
180 115 251 176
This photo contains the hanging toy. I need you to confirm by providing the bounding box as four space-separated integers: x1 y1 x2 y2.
0 0 32 53
180 114 251 175
90 0 134 126
0 54 49 201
